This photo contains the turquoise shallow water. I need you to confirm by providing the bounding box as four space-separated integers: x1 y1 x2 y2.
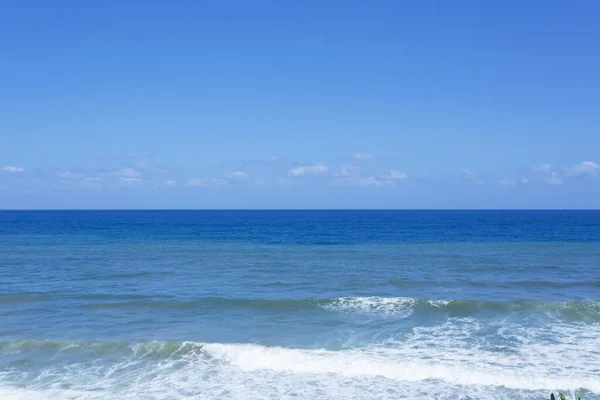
0 210 599 399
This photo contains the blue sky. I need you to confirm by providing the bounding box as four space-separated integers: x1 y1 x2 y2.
1 0 599 208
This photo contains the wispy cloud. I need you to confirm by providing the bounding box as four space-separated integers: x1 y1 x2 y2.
355 177 391 186
289 163 328 177
351 153 374 160
532 163 563 184
564 161 599 177
335 164 361 177
3 166 24 173
82 177 103 189
334 169 408 187
58 171 85 179
460 168 483 184
187 171 264 188
227 171 251 185
100 167 141 178
543 172 563 185
119 177 144 187
134 161 149 170
187 178 229 188
533 163 553 173
500 179 516 186
382 170 408 180
115 168 140 178
242 155 283 166
461 168 475 179
275 178 300 187
521 177 529 184
164 180 177 187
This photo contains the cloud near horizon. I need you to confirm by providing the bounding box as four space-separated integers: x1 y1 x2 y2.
564 161 599 177
120 177 144 187
187 171 266 188
187 177 229 188
533 163 553 173
3 159 598 198
334 169 408 187
351 153 374 160
58 171 85 179
3 166 24 173
542 172 563 185
289 163 328 177
106 168 141 178
335 164 361 177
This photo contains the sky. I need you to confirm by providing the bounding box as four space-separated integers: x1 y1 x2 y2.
1 0 599 209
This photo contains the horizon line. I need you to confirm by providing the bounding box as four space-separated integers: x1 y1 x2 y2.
1 208 598 212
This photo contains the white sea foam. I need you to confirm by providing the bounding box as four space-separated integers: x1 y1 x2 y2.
320 296 454 317
1 320 599 399
320 296 418 317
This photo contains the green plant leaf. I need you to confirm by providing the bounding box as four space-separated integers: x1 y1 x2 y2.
551 393 556 400
559 394 566 400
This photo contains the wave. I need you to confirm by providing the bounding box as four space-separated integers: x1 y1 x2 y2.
80 296 600 321
0 339 208 359
1 335 599 398
3 293 599 321
0 293 56 304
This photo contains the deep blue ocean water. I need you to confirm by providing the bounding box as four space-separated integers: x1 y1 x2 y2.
0 210 599 399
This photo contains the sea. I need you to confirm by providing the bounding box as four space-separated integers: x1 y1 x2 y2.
0 210 599 400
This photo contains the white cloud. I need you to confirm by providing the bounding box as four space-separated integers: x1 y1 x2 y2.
335 164 361 177
120 168 140 178
461 168 475 179
187 172 266 187
289 163 328 177
58 171 85 179
105 168 140 178
187 178 228 187
275 178 299 186
246 156 282 165
334 169 408 187
227 171 252 185
120 177 144 186
355 177 389 186
460 169 480 184
164 180 176 187
500 179 516 186
351 153 374 160
533 163 553 172
532 163 563 184
564 161 599 177
385 170 408 180
543 172 563 185
3 166 24 173
82 177 102 189
520 177 529 184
